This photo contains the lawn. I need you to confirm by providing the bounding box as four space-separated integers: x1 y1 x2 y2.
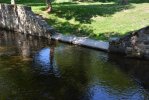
1 0 149 40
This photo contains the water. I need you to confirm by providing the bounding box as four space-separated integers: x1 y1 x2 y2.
0 30 149 100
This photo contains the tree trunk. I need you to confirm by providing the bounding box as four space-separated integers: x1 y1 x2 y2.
11 0 15 4
121 0 128 5
45 0 52 13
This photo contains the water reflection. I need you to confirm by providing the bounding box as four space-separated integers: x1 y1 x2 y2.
0 30 53 58
33 47 60 76
55 46 149 100
108 54 149 92
0 30 60 75
0 30 149 99
16 33 31 58
81 52 149 100
0 30 17 55
85 82 145 100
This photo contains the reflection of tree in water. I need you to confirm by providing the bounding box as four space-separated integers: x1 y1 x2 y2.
49 40 55 71
0 30 18 55
108 54 149 91
33 40 60 77
0 30 60 76
15 33 31 58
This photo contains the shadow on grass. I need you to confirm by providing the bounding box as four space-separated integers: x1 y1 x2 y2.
129 0 149 3
44 17 131 40
41 3 134 24
45 18 93 37
0 0 45 4
92 31 129 40
24 3 45 6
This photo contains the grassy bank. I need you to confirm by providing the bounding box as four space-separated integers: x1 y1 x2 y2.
1 0 149 40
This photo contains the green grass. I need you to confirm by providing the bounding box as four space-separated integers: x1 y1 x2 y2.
1 0 149 40
32 2 149 40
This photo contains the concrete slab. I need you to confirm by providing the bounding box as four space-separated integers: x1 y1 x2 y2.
51 33 109 51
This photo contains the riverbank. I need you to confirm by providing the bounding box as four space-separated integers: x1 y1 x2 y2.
1 1 149 40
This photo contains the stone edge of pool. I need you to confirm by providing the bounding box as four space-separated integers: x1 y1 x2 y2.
51 33 109 51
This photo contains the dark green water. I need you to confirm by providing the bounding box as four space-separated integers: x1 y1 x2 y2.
0 30 149 100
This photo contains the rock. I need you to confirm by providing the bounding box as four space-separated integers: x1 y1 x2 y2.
0 4 55 37
109 26 149 59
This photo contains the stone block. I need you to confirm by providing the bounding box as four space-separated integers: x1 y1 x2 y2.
0 4 53 38
109 26 149 60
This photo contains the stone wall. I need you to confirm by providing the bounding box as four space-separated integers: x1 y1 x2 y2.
109 26 149 59
0 4 55 37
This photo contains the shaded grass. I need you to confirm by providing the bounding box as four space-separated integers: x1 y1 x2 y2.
49 3 134 23
129 0 149 3
0 0 44 4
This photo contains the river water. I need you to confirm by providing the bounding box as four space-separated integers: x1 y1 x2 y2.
0 30 149 100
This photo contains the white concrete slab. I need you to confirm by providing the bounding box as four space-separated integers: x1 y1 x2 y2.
51 33 109 51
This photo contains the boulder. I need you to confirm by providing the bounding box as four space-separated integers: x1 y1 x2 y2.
109 26 149 59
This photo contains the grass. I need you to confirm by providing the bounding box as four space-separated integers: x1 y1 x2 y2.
1 0 149 40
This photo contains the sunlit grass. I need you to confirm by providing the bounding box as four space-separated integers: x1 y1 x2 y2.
32 2 149 40
92 3 149 36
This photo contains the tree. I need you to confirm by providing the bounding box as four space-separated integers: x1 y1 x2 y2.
11 0 15 4
120 0 128 5
45 0 52 13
